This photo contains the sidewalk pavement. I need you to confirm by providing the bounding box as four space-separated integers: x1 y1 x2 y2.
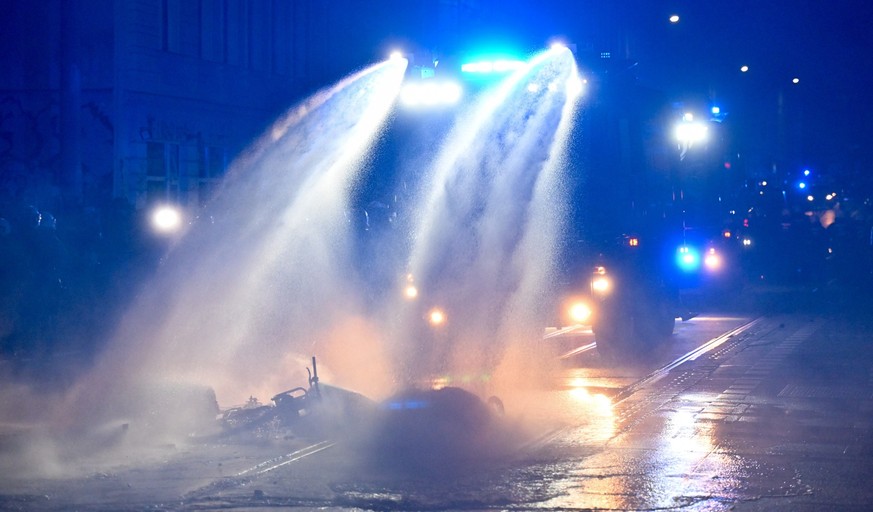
611 287 873 510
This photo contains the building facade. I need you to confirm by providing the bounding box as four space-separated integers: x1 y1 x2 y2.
1 0 484 215
0 0 341 213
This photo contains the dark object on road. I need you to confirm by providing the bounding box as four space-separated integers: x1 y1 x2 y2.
372 386 508 469
219 356 376 439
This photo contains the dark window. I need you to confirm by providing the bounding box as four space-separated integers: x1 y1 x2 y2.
160 0 182 53
226 0 249 67
201 0 226 62
147 142 166 177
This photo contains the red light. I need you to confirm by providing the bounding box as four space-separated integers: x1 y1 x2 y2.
724 161 732 169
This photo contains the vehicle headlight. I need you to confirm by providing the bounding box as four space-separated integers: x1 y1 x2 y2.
568 301 592 324
591 276 611 294
403 273 419 300
428 308 447 327
400 80 462 107
703 248 722 271
591 266 611 295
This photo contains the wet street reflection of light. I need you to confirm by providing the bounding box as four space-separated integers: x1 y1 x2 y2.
631 394 732 508
567 379 613 418
538 397 723 510
523 315 764 510
558 378 617 444
664 404 715 467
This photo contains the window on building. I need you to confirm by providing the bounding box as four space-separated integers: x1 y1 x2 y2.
201 0 225 62
146 141 181 203
198 145 226 204
161 0 202 56
226 0 249 67
160 0 182 53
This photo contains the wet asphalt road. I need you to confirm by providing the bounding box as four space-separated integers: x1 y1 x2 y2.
523 311 873 510
1 287 872 511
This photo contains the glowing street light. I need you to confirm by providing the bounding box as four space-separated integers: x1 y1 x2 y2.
151 205 182 234
740 65 749 73
669 14 680 23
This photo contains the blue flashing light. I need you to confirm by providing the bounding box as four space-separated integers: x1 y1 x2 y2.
803 169 811 177
385 399 429 410
676 245 701 272
798 181 807 190
711 106 721 115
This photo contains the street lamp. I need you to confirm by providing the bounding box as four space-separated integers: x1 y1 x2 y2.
151 205 182 234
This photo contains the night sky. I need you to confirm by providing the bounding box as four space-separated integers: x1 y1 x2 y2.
351 0 873 181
